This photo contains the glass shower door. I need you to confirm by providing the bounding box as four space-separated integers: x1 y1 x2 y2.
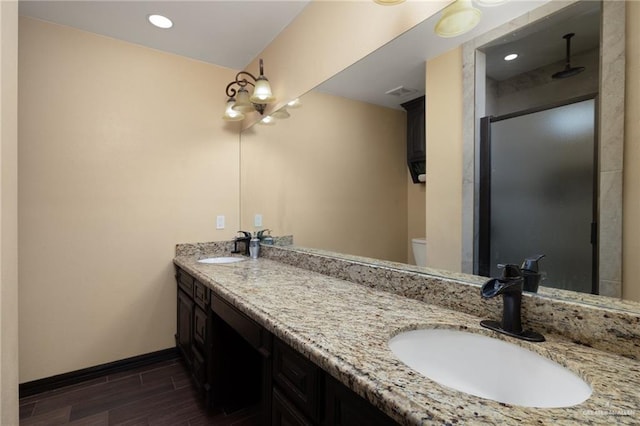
479 98 596 293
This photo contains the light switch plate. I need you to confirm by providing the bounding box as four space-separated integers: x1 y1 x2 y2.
254 214 263 227
216 215 225 230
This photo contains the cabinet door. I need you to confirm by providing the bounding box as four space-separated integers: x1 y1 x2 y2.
272 387 314 426
193 305 208 352
401 96 426 183
402 96 425 161
273 338 321 422
325 376 397 426
176 289 194 364
191 345 208 392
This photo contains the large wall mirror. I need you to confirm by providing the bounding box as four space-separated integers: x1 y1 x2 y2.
240 0 639 311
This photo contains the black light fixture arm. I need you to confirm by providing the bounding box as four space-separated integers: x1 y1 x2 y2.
225 77 254 98
224 59 266 98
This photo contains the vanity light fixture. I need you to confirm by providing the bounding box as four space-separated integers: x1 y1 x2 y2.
434 0 482 38
148 14 173 29
504 53 519 61
222 59 275 121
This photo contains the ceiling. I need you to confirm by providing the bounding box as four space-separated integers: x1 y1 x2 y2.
19 1 599 111
316 0 600 110
482 0 600 81
19 1 311 70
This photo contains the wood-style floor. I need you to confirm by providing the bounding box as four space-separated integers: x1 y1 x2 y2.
19 358 261 426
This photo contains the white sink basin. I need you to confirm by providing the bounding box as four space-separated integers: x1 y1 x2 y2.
388 328 592 408
197 257 246 264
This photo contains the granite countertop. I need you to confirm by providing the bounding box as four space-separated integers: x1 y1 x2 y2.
174 254 640 425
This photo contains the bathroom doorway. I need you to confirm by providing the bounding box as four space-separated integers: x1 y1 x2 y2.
477 96 597 294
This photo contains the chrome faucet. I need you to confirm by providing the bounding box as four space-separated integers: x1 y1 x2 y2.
480 263 545 342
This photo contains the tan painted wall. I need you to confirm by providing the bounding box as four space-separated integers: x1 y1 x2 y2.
1 2 19 423
15 0 449 385
425 47 463 272
18 18 241 382
242 0 450 127
623 1 640 302
241 91 408 263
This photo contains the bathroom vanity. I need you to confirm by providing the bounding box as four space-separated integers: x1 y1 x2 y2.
174 242 640 425
175 262 396 425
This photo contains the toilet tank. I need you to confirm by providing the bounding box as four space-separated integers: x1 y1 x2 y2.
412 238 427 267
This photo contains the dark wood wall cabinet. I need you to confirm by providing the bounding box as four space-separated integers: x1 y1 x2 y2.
175 266 398 425
401 96 426 184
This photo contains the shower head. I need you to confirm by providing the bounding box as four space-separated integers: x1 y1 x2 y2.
552 65 586 79
552 33 585 79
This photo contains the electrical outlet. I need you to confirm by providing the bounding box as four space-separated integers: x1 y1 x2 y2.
216 215 225 230
254 214 263 227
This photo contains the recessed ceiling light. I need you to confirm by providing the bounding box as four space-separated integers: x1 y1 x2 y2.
148 14 173 29
504 53 519 61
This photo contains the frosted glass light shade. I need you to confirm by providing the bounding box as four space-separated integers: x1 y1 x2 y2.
258 115 276 126
435 0 482 38
222 99 245 121
287 98 302 109
476 0 509 6
232 88 254 113
250 78 275 104
373 0 405 5
271 108 290 119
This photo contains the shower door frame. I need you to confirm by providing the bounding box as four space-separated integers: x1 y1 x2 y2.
477 94 599 294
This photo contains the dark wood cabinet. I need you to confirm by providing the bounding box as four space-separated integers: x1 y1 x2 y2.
210 293 271 422
176 289 193 365
325 375 397 426
175 266 399 425
273 338 322 423
175 270 211 396
177 267 194 295
193 305 208 351
401 96 426 184
193 279 209 309
272 387 314 426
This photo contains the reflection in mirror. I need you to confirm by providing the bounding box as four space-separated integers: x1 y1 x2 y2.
241 91 409 263
241 0 543 263
240 1 640 310
475 1 601 294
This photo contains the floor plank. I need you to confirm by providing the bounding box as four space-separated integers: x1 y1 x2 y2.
20 406 71 426
20 359 261 426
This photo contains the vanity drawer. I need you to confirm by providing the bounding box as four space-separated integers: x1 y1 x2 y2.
272 387 314 426
176 268 194 296
273 338 322 423
211 293 271 357
193 279 209 309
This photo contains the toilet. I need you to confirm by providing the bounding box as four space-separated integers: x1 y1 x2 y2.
411 238 427 267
